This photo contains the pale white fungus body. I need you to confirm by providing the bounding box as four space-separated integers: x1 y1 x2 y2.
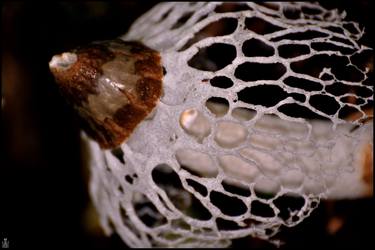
85 2 373 247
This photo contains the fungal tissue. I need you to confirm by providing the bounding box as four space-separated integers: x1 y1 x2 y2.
51 2 373 248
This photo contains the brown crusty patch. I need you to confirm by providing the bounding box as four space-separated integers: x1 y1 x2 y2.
345 107 373 123
50 43 115 105
345 108 373 196
362 143 373 197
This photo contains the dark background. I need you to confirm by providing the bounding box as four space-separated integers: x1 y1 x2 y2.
1 1 373 249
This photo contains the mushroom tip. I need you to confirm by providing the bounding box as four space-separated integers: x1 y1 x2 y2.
49 52 78 71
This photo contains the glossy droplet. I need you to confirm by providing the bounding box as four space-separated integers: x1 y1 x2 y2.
179 108 211 142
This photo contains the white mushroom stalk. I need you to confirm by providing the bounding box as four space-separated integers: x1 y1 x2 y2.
50 2 373 248
178 101 373 199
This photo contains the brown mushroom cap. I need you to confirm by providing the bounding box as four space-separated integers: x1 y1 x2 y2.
49 39 163 149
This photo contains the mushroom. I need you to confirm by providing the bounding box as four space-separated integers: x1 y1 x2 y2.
49 2 373 248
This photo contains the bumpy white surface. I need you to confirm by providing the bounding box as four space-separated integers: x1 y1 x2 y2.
87 2 373 247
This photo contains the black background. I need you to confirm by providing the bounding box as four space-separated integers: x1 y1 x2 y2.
1 1 374 249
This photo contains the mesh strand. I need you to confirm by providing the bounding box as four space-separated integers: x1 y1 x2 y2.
86 2 373 247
